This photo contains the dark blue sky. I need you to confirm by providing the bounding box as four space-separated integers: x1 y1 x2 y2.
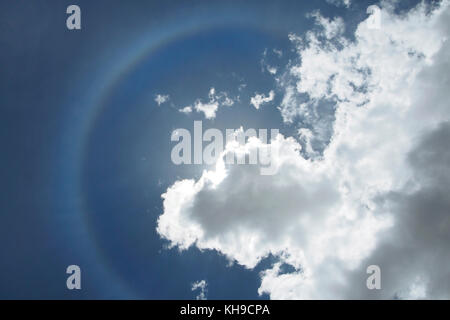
0 0 421 299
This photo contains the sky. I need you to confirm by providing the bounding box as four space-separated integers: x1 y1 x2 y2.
1 0 450 299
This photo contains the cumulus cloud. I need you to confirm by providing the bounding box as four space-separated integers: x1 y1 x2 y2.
158 1 450 299
308 11 346 39
181 88 235 119
194 102 219 119
267 66 278 75
179 106 193 114
191 280 208 300
155 94 170 106
326 0 351 8
250 90 275 110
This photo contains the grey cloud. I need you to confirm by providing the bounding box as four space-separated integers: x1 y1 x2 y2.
341 121 450 299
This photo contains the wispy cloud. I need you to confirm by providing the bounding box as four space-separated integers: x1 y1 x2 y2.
191 280 208 300
155 94 170 106
250 90 275 110
178 87 235 119
326 0 351 8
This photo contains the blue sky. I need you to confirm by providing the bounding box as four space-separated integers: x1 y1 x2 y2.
0 0 327 299
2 0 450 299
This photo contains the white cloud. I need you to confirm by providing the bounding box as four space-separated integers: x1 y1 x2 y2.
158 1 450 299
221 94 235 107
250 90 275 110
308 11 346 39
179 106 193 114
273 49 283 57
326 0 351 8
267 66 277 75
261 48 281 75
191 280 208 300
239 83 247 91
194 101 219 119
183 87 235 119
155 94 169 106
